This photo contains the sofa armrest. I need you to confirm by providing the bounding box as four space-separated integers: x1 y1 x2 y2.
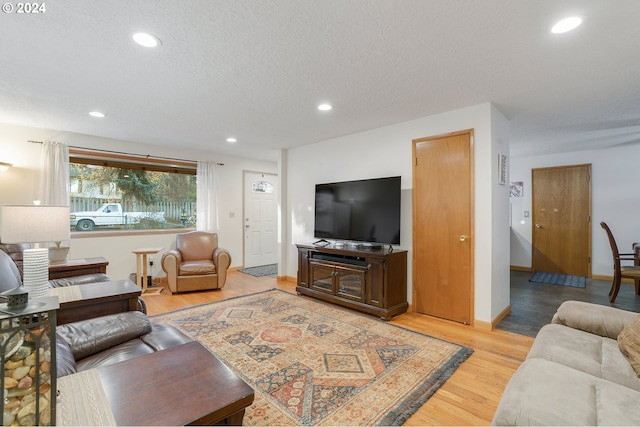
56 311 152 361
48 273 111 288
56 333 78 377
140 323 193 351
551 300 638 339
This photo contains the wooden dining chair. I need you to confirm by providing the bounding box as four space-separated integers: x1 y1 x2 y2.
600 222 640 303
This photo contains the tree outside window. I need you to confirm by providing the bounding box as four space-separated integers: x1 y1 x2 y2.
69 160 196 232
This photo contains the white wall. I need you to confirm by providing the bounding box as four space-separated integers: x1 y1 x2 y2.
510 143 640 277
490 105 512 319
286 103 511 324
0 122 277 280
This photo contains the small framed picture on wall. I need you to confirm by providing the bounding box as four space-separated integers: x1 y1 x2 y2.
498 154 507 185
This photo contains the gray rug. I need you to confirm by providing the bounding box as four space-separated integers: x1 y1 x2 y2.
239 263 277 277
530 271 586 288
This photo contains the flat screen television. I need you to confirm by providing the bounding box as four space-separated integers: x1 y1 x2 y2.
314 176 401 246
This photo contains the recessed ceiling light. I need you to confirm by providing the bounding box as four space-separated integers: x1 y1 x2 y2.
226 137 237 143
89 111 105 118
133 32 160 47
318 104 333 111
551 16 582 34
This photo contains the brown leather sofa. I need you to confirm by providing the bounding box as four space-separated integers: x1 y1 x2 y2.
161 231 231 293
1 243 111 284
0 247 109 291
0 246 146 313
56 311 193 377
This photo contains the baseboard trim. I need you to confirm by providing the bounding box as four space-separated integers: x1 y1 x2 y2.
592 274 635 284
493 304 511 328
510 265 532 272
474 304 511 331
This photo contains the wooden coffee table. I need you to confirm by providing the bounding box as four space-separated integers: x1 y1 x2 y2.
96 341 254 425
49 279 141 325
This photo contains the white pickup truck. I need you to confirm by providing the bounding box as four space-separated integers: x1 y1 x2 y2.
70 203 165 231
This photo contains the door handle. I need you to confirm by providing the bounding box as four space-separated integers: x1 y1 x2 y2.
459 235 468 242
535 224 542 229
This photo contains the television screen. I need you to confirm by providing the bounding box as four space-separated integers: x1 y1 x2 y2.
314 176 401 245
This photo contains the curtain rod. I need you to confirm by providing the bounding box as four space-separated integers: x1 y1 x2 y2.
27 140 224 166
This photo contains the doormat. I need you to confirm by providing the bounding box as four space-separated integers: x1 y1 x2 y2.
529 271 587 288
239 263 277 277
153 290 473 426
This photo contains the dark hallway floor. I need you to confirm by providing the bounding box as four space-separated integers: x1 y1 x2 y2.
495 270 640 337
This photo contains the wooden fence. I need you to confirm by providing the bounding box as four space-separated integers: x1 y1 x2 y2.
70 198 197 225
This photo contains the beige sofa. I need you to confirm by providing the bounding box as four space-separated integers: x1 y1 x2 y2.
493 301 640 426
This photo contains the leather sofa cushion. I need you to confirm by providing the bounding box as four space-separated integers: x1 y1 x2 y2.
56 334 78 377
0 243 29 279
76 339 156 372
48 273 111 288
57 311 152 360
180 260 216 276
0 249 23 292
74 324 192 372
141 323 193 351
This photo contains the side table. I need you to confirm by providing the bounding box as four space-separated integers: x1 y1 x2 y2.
132 247 164 295
48 279 141 325
49 256 109 279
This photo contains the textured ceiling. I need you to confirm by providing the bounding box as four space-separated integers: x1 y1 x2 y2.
1 0 639 161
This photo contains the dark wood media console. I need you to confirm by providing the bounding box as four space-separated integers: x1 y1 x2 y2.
296 243 407 320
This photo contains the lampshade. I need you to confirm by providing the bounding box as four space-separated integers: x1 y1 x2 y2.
0 205 70 244
0 206 70 299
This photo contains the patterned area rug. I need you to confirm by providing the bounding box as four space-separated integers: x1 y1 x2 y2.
529 271 587 288
239 263 278 277
153 290 473 426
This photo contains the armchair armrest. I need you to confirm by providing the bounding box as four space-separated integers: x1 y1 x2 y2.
213 247 231 286
161 249 182 293
56 311 152 361
551 300 638 339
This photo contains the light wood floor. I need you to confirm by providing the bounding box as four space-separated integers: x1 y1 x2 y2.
142 271 533 426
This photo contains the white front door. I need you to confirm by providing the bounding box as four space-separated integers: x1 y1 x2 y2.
243 171 278 268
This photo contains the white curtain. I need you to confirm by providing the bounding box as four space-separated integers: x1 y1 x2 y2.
37 141 69 206
196 161 218 232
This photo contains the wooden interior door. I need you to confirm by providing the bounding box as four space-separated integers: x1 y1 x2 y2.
532 165 591 277
412 130 473 324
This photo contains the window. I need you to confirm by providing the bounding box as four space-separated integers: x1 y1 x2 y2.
69 149 197 233
252 180 274 193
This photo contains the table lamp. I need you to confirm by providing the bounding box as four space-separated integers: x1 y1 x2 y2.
0 205 70 298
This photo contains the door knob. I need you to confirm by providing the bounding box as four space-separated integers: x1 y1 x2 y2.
459 235 468 242
535 224 542 229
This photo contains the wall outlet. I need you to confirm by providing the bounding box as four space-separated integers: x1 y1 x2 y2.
149 258 154 267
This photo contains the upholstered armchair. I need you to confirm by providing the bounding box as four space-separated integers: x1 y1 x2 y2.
161 231 232 293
